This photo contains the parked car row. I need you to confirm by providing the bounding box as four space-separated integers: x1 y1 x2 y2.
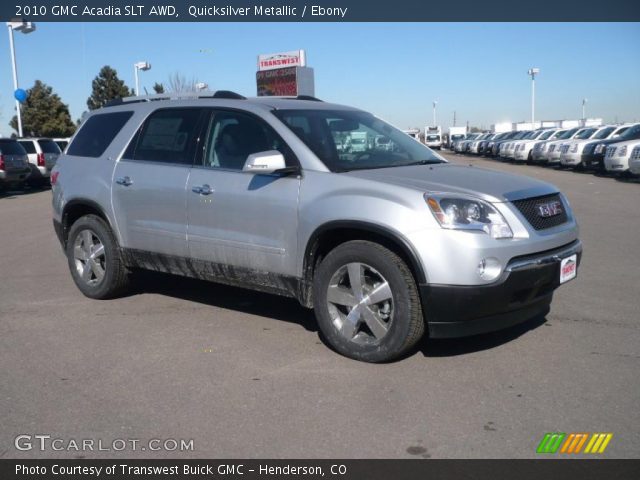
0 137 66 191
449 124 640 176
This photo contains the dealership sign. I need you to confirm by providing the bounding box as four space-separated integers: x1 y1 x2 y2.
256 66 315 97
257 50 306 71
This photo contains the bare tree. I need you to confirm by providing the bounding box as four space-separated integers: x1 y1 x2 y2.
167 72 198 93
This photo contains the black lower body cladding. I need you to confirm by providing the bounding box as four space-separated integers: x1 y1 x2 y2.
422 241 582 338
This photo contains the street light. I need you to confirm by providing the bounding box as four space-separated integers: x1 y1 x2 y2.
432 100 438 126
7 20 36 137
527 67 540 126
195 82 208 91
582 98 588 121
133 61 151 96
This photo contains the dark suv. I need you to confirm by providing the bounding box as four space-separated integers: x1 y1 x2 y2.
0 139 31 191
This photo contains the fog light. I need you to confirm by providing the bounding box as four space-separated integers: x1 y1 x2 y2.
477 257 502 281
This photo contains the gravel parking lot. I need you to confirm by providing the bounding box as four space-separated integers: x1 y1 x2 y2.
1 153 638 459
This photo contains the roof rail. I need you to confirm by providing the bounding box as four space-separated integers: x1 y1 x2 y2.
212 90 246 100
103 90 246 107
295 95 323 102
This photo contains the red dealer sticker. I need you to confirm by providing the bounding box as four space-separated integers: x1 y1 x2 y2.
560 254 577 284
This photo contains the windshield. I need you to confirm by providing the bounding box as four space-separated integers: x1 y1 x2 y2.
575 128 596 139
0 140 27 155
592 127 614 139
274 109 445 172
558 128 579 139
514 131 529 139
38 139 61 154
621 124 640 139
539 130 556 140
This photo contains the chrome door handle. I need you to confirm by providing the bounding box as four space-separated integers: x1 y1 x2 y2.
192 184 213 195
115 176 133 186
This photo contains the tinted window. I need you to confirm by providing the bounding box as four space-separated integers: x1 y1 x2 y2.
67 111 133 158
55 141 68 151
124 108 202 165
19 141 36 154
621 125 640 139
38 139 61 154
202 110 295 170
0 140 27 155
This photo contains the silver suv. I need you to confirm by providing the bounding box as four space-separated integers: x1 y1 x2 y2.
51 92 582 362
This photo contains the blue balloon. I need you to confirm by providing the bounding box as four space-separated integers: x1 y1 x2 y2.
14 88 27 103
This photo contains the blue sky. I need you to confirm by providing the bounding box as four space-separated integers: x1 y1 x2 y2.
1 22 639 136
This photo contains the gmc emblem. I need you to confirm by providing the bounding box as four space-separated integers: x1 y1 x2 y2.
536 200 563 218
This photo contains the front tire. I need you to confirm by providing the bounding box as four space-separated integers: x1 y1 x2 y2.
66 214 131 299
313 241 424 362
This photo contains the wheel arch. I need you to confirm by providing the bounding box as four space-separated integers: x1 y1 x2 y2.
60 199 116 249
299 220 427 308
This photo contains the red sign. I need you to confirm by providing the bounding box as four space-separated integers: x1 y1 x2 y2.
256 67 298 96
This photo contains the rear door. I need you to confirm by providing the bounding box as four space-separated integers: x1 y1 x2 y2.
186 109 300 275
112 107 206 257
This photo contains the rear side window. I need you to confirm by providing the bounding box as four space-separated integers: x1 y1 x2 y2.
19 141 36 154
0 141 27 155
67 111 134 158
38 139 61 154
123 108 203 165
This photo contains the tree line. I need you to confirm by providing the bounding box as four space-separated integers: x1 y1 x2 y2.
7 66 175 138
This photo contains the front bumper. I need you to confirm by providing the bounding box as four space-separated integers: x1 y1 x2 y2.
604 156 630 172
560 152 582 165
582 153 605 170
421 240 582 338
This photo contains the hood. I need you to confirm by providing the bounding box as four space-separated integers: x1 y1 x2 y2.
343 163 557 203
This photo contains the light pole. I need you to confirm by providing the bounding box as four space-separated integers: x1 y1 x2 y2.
582 98 588 121
133 61 151 96
432 100 438 126
7 20 36 137
527 67 539 126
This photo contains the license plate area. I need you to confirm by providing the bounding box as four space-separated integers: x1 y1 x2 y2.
560 254 578 284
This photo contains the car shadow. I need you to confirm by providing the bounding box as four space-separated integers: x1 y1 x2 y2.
614 174 640 184
130 271 548 358
419 313 547 357
0 184 50 199
131 271 318 332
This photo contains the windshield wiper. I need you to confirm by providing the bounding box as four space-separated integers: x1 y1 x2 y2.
402 159 445 166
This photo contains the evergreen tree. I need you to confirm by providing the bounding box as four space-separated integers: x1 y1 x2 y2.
152 82 165 94
9 80 75 137
87 66 133 110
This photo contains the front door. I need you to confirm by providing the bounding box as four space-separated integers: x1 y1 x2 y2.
187 109 300 276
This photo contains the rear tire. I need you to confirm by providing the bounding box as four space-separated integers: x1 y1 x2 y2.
66 214 131 299
312 240 424 362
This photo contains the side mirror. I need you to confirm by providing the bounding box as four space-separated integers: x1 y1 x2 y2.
242 150 287 175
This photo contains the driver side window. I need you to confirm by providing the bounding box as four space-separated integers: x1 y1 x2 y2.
202 111 295 171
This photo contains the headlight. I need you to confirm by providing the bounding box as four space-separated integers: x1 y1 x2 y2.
425 195 513 239
571 144 578 153
595 144 604 154
618 146 627 156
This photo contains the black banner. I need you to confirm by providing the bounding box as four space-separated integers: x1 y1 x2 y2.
2 459 640 480
3 0 640 22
